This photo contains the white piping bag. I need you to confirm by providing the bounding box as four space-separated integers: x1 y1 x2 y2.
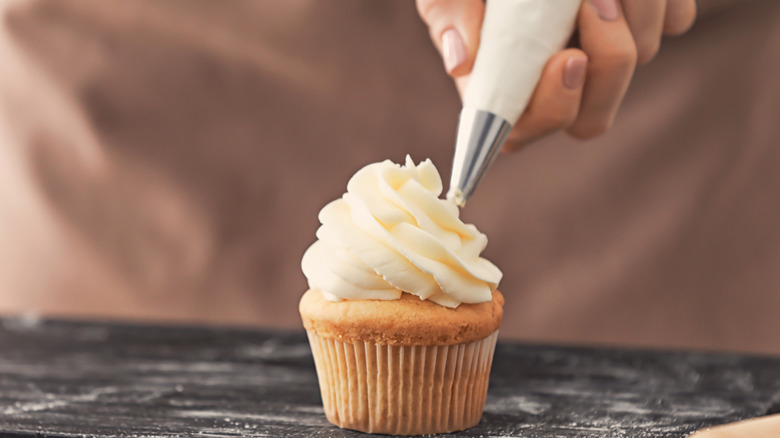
447 0 581 206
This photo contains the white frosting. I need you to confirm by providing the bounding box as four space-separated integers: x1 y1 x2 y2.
302 156 502 308
464 0 581 123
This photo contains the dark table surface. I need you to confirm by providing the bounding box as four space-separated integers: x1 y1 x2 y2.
1 316 779 438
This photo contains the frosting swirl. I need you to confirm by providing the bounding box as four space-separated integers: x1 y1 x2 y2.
302 156 502 308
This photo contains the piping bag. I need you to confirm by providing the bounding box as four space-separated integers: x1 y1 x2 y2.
447 0 581 207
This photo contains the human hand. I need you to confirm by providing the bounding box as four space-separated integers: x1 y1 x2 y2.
417 0 697 151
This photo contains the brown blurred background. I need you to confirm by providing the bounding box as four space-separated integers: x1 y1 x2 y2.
1 0 779 354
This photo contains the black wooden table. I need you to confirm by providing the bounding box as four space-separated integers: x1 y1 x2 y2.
1 316 779 438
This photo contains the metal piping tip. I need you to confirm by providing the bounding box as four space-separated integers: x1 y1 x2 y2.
447 107 513 207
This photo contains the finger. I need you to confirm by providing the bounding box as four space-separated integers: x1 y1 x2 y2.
416 0 485 77
501 49 589 152
664 0 697 36
621 0 666 64
567 0 637 140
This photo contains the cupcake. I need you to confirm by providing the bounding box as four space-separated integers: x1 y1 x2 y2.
300 156 503 435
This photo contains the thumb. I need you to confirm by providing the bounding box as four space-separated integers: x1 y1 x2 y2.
416 0 485 77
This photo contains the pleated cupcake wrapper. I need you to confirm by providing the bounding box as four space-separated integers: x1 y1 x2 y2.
306 330 499 435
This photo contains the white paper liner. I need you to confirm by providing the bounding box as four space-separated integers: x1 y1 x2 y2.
306 331 499 435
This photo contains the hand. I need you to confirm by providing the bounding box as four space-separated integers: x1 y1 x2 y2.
417 0 697 151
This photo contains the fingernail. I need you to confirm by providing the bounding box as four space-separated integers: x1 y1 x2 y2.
590 0 619 21
442 28 467 74
563 57 588 90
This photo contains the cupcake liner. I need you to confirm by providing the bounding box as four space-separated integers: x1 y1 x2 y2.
306 330 499 435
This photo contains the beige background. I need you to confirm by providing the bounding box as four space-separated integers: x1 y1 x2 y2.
1 0 779 354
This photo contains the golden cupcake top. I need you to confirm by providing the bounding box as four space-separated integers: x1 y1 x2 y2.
299 289 503 346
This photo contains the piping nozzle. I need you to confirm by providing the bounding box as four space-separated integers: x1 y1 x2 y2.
446 107 512 207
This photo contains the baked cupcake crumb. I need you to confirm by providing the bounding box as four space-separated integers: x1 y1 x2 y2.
300 289 503 346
